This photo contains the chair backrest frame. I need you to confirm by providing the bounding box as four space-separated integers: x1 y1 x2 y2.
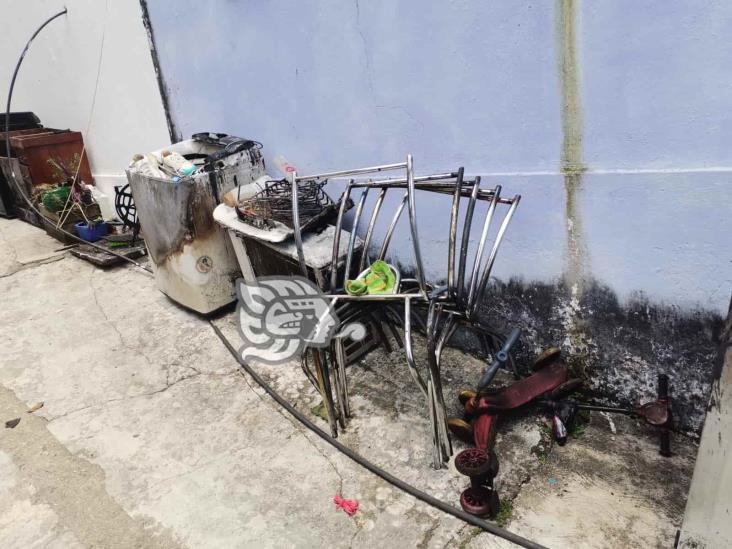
288 156 520 313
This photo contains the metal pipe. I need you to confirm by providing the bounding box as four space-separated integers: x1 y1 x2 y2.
5 8 68 160
323 292 432 301
348 177 515 204
467 185 501 308
406 154 427 296
343 188 369 288
456 178 481 303
350 181 511 201
658 373 672 457
471 195 521 316
359 187 387 271
333 336 351 420
425 301 452 464
312 349 339 436
349 172 456 187
447 168 464 297
378 191 408 260
295 162 406 181
329 184 353 290
435 317 458 365
575 404 634 414
403 298 428 396
426 380 441 467
290 171 308 276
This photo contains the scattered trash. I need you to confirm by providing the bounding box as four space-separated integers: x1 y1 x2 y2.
161 150 195 177
130 153 166 179
27 402 44 413
5 418 20 429
130 133 263 184
548 478 557 485
334 494 359 516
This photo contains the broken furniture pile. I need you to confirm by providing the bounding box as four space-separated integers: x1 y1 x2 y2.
212 153 677 520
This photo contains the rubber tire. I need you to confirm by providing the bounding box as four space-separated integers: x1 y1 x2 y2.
458 389 477 406
460 486 500 517
447 418 474 444
455 448 496 477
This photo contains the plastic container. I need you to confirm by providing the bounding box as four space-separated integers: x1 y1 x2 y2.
75 221 108 242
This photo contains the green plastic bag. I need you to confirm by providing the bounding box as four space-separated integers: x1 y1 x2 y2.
345 279 368 296
345 260 397 295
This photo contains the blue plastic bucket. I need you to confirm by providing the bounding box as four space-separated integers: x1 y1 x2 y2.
74 221 108 242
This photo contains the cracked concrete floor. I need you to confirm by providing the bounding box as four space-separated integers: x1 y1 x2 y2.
0 218 697 548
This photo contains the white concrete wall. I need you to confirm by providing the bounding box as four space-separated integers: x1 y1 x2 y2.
0 0 170 212
143 0 732 315
679 310 732 548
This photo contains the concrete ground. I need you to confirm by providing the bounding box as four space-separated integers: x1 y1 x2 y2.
0 218 697 548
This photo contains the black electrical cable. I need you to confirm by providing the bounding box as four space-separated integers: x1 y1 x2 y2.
209 322 548 549
4 8 153 274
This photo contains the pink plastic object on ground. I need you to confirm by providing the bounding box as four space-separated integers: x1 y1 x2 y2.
334 494 359 516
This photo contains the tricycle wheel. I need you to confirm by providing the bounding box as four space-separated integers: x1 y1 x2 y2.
455 448 497 477
460 486 500 517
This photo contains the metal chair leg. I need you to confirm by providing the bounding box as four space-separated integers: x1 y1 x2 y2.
428 356 452 463
404 298 428 397
435 316 457 365
426 305 453 465
333 336 351 420
427 380 442 468
312 349 340 436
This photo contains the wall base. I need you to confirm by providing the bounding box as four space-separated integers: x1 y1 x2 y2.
468 277 724 435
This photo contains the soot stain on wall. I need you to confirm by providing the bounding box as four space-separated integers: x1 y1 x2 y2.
467 277 724 435
139 0 180 143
